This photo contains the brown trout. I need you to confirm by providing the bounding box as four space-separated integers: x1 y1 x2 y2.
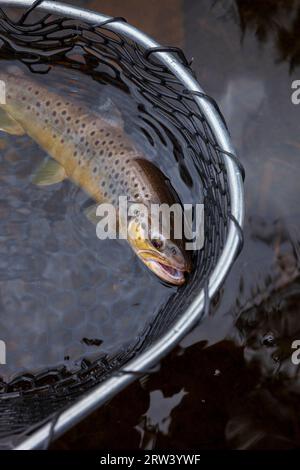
0 66 191 285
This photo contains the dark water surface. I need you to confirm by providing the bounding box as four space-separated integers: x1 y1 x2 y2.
1 0 300 450
52 0 300 450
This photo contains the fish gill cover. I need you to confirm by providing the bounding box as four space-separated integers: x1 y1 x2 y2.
0 2 238 445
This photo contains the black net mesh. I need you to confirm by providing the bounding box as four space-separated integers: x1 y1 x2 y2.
0 3 243 448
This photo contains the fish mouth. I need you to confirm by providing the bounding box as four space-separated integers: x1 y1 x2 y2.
146 259 186 285
136 249 189 285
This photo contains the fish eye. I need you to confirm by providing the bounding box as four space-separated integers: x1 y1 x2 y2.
151 237 164 251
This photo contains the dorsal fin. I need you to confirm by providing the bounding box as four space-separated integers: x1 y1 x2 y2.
98 97 124 129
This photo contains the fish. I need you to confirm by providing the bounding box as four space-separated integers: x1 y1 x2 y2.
0 65 192 285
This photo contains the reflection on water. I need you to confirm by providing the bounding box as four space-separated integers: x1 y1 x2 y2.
52 0 300 450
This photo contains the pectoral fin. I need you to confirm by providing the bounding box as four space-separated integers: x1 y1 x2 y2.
33 159 67 186
0 108 25 136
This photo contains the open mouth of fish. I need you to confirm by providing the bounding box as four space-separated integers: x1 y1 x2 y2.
136 248 189 285
147 259 187 285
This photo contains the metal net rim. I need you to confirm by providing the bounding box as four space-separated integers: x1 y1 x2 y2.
0 0 245 450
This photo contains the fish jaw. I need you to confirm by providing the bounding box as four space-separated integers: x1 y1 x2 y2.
144 258 186 285
127 218 190 285
135 248 188 286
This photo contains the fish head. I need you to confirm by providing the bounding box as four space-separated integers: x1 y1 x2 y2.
127 212 192 286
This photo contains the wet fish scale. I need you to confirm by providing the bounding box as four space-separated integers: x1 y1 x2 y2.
0 67 190 286
0 69 158 206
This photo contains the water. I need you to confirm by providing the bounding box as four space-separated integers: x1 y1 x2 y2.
48 0 300 450
0 57 198 382
1 0 300 451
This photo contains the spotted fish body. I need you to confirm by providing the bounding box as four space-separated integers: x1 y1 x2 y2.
0 66 191 284
0 68 172 207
